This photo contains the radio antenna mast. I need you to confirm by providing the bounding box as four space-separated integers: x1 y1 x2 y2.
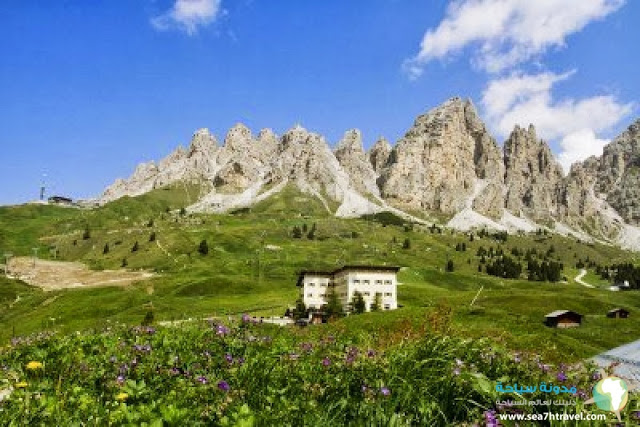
40 173 47 201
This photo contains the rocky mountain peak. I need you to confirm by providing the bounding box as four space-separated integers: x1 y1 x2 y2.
379 96 504 217
334 130 379 197
188 128 217 156
335 129 364 154
368 137 392 173
223 123 253 150
503 124 563 219
257 128 277 143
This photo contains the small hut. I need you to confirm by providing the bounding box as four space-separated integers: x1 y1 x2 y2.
607 308 630 319
544 310 583 328
310 311 327 325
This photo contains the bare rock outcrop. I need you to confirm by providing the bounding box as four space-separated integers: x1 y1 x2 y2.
503 124 564 220
334 129 380 197
378 97 504 217
594 119 640 225
368 137 392 174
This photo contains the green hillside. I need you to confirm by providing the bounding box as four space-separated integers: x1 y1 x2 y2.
1 184 639 364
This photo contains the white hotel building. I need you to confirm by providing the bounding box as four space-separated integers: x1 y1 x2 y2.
296 266 400 312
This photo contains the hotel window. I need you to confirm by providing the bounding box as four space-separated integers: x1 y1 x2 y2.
384 280 392 285
363 280 370 285
364 292 370 296
384 304 390 310
375 280 382 285
308 282 315 287
353 279 360 284
384 292 392 297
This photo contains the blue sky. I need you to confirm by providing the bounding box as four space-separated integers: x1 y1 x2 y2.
1 0 638 204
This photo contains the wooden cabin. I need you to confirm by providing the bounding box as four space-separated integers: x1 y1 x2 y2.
544 310 583 328
48 195 73 205
607 308 630 319
310 311 327 325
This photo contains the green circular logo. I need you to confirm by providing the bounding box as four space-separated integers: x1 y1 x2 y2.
592 376 629 412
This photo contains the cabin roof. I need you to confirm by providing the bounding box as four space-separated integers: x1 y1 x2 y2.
545 310 582 318
608 308 629 314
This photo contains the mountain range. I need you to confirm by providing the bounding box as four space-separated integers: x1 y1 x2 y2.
99 97 640 251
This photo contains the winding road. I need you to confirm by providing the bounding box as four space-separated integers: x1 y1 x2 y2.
575 269 595 288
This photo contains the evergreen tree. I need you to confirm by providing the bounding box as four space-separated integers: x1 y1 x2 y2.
179 207 187 216
121 258 128 268
402 238 411 249
293 298 308 320
351 291 366 314
103 243 110 254
446 259 454 272
149 232 156 242
198 239 209 255
371 293 382 312
307 223 317 240
292 226 302 239
142 310 154 326
147 219 154 227
324 287 344 318
82 227 91 240
131 241 139 253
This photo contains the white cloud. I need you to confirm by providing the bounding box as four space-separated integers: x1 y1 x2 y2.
151 0 222 35
405 0 624 75
481 71 633 171
558 129 609 172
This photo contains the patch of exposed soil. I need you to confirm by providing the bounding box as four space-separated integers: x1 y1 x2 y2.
6 257 154 291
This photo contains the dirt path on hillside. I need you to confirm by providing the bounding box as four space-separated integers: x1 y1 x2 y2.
6 257 154 291
575 269 595 288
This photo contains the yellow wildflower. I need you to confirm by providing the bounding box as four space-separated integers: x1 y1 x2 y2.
15 381 28 388
26 361 43 371
116 392 128 402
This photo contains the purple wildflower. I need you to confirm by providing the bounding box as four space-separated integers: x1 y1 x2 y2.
632 411 640 420
116 375 125 385
237 357 245 366
196 376 208 385
557 371 567 382
484 410 498 426
322 357 331 367
538 363 550 373
241 313 250 323
367 349 376 358
361 384 368 393
380 387 391 396
301 342 313 352
217 380 230 392
592 372 602 381
170 367 181 376
453 367 461 376
225 353 233 364
216 324 230 336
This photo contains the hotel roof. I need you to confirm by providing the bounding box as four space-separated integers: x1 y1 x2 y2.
296 265 401 286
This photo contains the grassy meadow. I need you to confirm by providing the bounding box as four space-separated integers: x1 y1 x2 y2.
1 184 640 424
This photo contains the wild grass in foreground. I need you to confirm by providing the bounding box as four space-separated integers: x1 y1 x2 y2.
1 319 637 426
